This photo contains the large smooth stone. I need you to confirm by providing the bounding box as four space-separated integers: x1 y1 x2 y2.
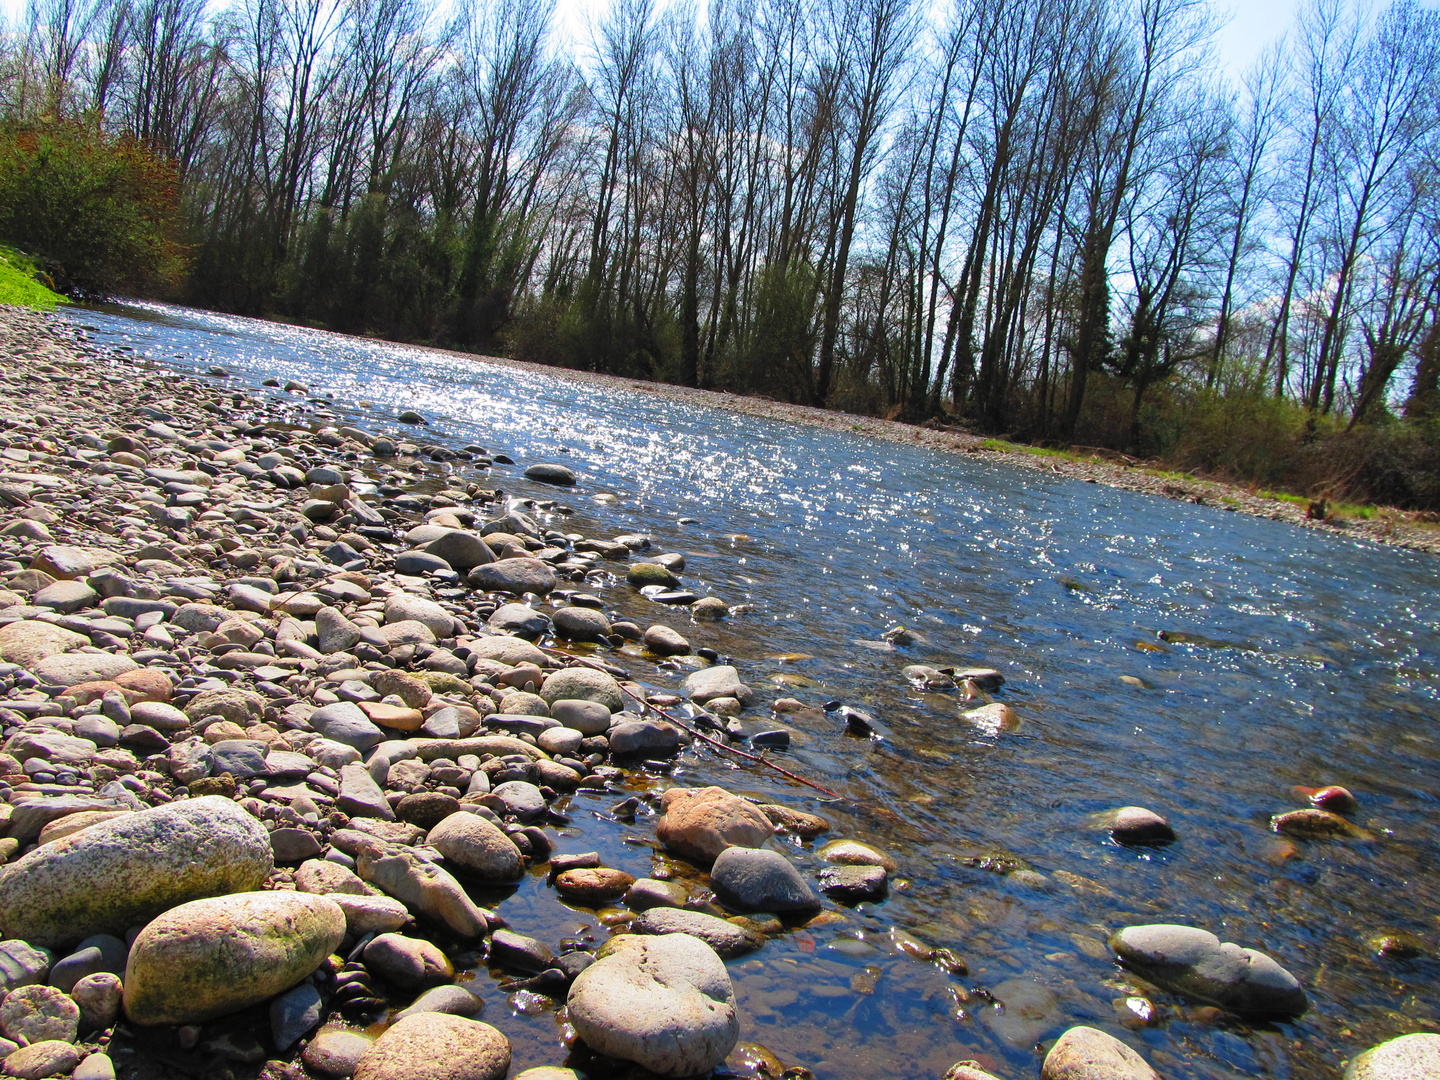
353 1013 510 1080
0 621 87 668
426 813 524 882
326 894 411 936
30 546 121 580
422 531 496 572
1346 1033 1440 1079
1109 924 1307 1017
709 847 820 914
656 787 774 863
487 604 551 639
304 1027 375 1077
2 1040 83 1080
310 702 385 752
524 464 575 486
682 666 753 705
363 933 454 989
551 607 611 642
539 667 624 713
384 594 459 638
466 559 556 596
467 636 549 667
357 847 494 939
0 797 273 948
1041 1026 1160 1080
630 908 765 958
123 891 345 1025
550 699 611 735
32 652 138 688
568 934 737 1077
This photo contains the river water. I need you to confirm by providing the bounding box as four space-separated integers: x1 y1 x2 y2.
59 301 1440 1079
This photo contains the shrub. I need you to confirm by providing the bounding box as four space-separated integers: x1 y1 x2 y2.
0 119 188 297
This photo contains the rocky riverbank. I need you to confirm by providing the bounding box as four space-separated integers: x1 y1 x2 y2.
0 301 1433 1080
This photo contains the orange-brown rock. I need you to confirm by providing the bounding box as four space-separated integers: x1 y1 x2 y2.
655 787 774 864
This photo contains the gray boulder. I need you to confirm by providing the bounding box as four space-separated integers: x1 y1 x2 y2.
0 797 272 947
1109 924 1308 1017
422 531 496 572
524 464 575 486
487 604 551 639
567 934 737 1078
709 847 820 914
466 559 557 596
310 702 386 752
539 667 624 713
682 665 754 706
123 891 345 1025
630 908 765 958
385 593 460 638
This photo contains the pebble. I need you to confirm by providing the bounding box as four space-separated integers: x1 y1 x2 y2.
1104 806 1176 846
363 933 455 989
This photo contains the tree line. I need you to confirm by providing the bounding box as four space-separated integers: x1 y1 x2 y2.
2 0 1439 503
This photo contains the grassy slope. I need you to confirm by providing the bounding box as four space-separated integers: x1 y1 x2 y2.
0 249 66 310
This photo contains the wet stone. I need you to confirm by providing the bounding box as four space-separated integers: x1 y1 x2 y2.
818 864 888 903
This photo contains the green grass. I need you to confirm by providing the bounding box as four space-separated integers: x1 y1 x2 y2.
0 249 66 310
981 438 1087 462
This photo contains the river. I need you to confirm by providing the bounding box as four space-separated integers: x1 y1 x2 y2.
59 300 1440 1079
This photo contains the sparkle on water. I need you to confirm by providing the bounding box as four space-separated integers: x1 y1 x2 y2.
67 300 1440 1079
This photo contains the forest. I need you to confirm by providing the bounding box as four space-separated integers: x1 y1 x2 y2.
0 0 1438 507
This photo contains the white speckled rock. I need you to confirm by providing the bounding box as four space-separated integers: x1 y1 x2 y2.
123 891 345 1025
0 797 273 947
567 933 738 1077
1345 1033 1440 1079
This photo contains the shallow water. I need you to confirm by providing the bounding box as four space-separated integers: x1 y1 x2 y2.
62 301 1440 1078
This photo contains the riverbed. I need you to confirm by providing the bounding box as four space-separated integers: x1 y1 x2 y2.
57 300 1440 1080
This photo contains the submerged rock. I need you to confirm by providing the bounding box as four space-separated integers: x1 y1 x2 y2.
1109 924 1308 1018
1102 806 1176 846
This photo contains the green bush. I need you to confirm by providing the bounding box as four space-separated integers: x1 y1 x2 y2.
0 120 188 297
